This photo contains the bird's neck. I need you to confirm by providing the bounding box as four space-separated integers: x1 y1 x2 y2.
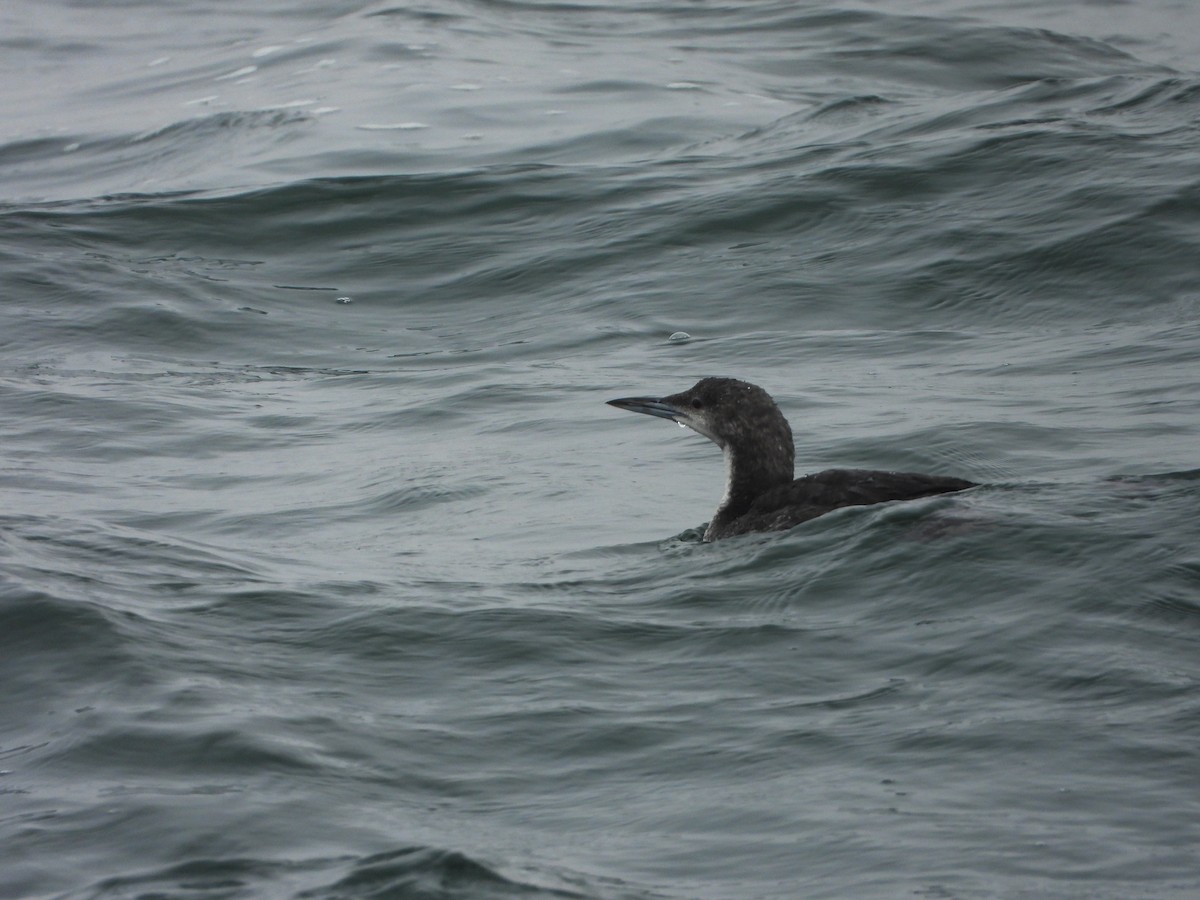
713 443 794 523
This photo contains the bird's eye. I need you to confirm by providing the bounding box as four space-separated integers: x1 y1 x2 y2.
690 398 704 410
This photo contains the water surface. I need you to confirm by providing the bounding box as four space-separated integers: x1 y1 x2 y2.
3 1 1200 897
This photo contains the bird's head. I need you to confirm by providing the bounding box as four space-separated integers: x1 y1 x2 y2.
607 377 794 471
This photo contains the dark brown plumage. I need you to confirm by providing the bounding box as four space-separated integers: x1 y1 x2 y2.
607 377 976 541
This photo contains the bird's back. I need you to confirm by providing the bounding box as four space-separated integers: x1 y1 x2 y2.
707 468 976 540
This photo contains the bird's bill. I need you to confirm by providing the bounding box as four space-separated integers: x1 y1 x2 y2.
606 396 681 422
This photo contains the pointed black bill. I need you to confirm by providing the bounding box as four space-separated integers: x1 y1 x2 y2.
606 396 681 422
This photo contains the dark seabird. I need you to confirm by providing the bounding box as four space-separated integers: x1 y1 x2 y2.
607 377 976 541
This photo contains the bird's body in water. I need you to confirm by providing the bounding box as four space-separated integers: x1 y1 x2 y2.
607 377 976 541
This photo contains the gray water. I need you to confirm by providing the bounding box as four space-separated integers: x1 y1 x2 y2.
3 1 1200 897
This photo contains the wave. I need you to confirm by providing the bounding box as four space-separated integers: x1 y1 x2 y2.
76 844 633 899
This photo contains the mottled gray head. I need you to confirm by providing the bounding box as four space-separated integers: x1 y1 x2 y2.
607 377 795 485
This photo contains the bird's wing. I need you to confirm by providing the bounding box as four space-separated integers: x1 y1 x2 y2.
737 468 975 533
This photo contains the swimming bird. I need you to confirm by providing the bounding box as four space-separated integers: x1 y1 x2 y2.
607 377 976 541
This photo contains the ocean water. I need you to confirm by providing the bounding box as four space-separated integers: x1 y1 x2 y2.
3 0 1200 897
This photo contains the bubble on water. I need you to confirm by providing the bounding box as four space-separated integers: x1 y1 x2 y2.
668 331 691 343
357 122 429 131
336 297 353 305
